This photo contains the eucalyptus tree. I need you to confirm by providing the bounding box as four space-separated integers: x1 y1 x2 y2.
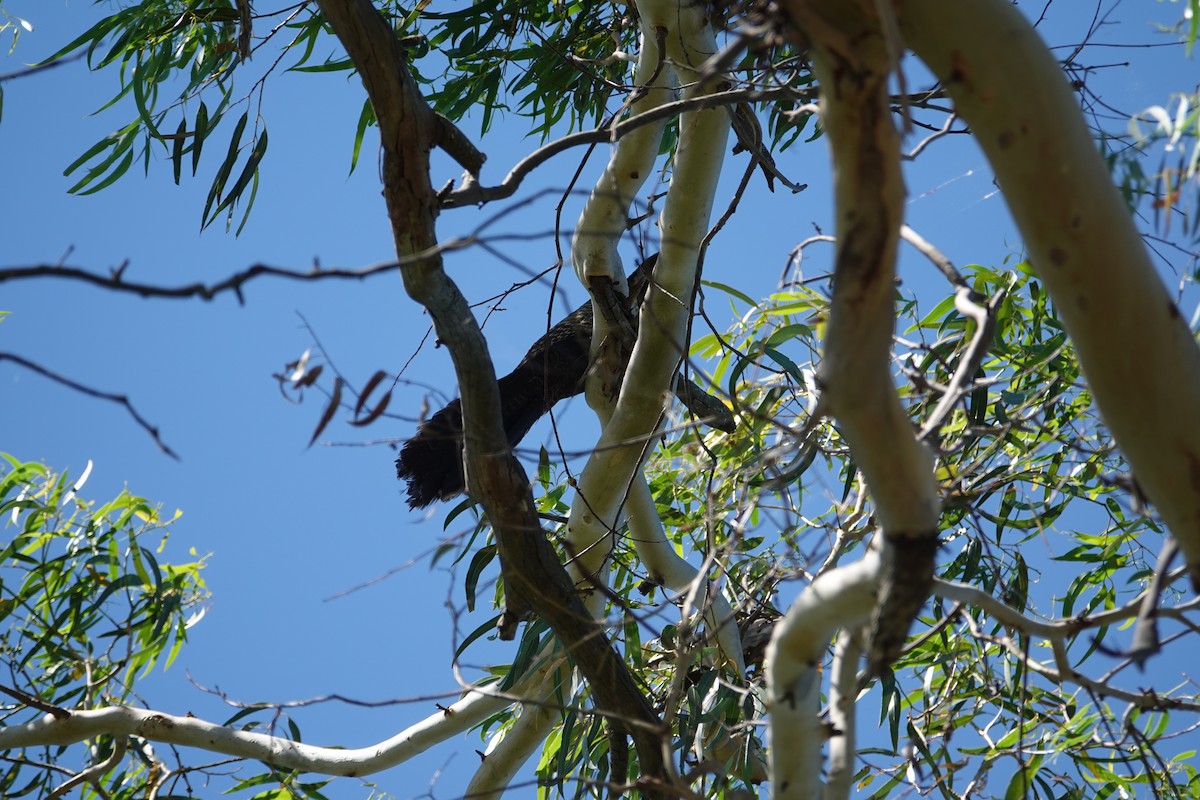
2 1 1200 799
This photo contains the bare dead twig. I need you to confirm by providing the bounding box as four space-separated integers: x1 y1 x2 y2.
0 259 405 303
0 353 178 459
0 51 87 82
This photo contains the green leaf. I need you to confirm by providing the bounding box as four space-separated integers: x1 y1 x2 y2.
454 614 501 660
171 116 186 184
131 51 166 141
349 98 374 175
37 13 123 64
75 147 135 196
212 125 268 220
192 101 209 176
498 618 549 691
202 111 248 226
1004 755 1043 800
233 169 261 235
464 543 497 613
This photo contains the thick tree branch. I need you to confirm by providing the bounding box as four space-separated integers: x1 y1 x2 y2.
464 658 567 799
569 0 731 552
313 1 670 792
899 0 1200 590
561 0 743 706
765 551 881 800
779 0 939 674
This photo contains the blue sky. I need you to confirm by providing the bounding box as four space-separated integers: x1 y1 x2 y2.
1 1 1197 798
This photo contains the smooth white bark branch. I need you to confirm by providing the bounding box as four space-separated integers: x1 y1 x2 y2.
628 478 745 671
466 662 568 799
765 551 881 800
824 628 863 800
571 26 675 292
565 0 686 590
569 22 728 539
899 0 1200 588
766 3 939 794
796 3 938 536
567 0 741 666
461 5 736 793
1 652 573 779
780 0 938 679
0 689 500 777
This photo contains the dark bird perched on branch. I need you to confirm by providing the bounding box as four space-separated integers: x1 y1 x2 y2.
395 255 734 508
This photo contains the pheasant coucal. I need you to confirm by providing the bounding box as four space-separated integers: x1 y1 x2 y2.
396 259 650 508
395 255 734 508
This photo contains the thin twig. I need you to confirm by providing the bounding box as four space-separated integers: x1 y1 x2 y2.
918 287 1005 442
0 254 432 303
0 51 87 82
443 86 815 208
0 683 71 720
0 353 179 459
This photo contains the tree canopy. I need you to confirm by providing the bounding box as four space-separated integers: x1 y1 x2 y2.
2 1 1200 799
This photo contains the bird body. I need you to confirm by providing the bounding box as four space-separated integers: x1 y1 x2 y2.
396 284 599 508
395 255 733 509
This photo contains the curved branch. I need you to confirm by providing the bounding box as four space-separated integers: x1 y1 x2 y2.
628 479 745 671
569 0 732 552
899 0 1200 589
48 736 126 799
779 0 939 674
765 551 881 800
444 87 809 210
0 685 515 776
0 260 406 303
0 352 178 459
466 656 569 799
313 2 672 793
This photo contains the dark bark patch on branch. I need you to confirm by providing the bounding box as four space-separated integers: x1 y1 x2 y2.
870 533 940 674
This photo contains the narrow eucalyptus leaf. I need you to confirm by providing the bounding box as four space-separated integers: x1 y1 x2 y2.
171 117 186 184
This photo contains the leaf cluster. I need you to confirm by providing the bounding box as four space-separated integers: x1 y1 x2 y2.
439 257 1200 798
0 454 207 799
